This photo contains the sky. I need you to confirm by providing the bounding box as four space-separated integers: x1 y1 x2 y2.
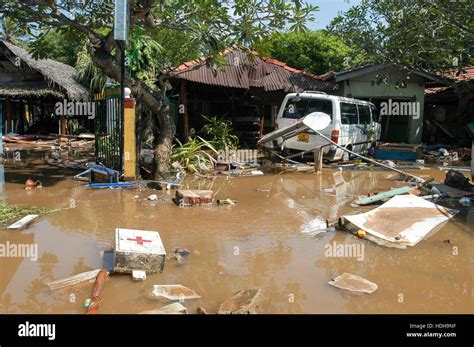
307 0 362 30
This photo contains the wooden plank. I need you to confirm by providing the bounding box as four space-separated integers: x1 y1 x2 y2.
7 214 38 230
355 186 412 205
45 269 101 291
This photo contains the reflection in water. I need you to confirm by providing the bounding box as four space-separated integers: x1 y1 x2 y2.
1 156 473 314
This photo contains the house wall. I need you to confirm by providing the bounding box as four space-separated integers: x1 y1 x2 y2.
334 71 426 144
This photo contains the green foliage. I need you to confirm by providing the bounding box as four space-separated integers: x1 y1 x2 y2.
0 199 49 228
0 14 27 45
28 28 85 66
261 30 366 74
201 115 239 150
171 136 218 172
328 0 473 75
75 44 107 93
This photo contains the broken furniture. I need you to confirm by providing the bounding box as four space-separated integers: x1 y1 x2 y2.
113 228 166 274
375 143 423 162
74 163 119 184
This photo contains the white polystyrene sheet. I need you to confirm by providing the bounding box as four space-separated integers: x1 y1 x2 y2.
343 195 459 247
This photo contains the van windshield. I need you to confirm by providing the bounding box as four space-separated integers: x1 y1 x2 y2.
283 98 333 120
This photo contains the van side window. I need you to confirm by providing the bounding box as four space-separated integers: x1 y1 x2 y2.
340 103 358 124
283 99 333 120
358 105 371 125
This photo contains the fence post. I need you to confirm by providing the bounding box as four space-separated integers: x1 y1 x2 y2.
123 97 137 180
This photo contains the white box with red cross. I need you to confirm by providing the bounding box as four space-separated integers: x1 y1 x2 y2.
113 228 166 274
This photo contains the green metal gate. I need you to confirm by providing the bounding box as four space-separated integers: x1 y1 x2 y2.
94 90 123 172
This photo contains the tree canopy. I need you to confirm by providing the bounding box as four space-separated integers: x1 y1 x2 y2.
259 29 366 75
328 0 473 75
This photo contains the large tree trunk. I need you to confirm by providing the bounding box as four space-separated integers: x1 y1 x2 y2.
87 36 175 178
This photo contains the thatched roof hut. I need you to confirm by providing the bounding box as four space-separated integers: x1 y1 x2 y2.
0 40 89 101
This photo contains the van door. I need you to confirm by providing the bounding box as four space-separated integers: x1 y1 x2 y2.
340 102 359 152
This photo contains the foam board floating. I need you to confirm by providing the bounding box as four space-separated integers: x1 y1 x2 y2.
328 273 378 294
217 289 263 314
139 302 188 314
45 269 102 290
343 195 458 248
149 284 201 301
7 214 38 230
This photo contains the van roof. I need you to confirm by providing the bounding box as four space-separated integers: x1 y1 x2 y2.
286 92 375 107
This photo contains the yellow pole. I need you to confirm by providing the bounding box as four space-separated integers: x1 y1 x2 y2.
123 97 137 180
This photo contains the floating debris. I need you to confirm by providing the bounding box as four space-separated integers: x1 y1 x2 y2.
113 228 166 274
175 189 214 207
140 302 188 314
328 273 378 294
132 270 147 281
217 289 263 314
149 284 201 302
7 214 38 230
342 195 459 248
45 269 102 291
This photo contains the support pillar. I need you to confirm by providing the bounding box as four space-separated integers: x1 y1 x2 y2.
6 97 11 133
123 97 137 180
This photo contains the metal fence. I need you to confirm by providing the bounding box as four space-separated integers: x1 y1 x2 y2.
94 95 123 172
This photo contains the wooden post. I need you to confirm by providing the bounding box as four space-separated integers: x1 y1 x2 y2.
6 97 11 133
123 97 137 180
60 111 66 135
314 146 323 174
180 80 189 142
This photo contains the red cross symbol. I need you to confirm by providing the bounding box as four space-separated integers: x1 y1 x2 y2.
127 236 152 245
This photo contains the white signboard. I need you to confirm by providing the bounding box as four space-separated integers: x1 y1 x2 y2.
114 0 129 41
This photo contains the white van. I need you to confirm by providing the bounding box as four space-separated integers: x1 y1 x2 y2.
272 92 381 161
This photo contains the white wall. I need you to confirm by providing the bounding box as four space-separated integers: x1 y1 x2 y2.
335 70 426 143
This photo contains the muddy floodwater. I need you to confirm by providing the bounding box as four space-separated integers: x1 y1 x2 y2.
1 151 473 314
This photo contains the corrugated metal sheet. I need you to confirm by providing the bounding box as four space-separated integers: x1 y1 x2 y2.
166 47 338 93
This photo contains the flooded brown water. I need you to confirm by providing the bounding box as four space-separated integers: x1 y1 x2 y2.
1 151 473 314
